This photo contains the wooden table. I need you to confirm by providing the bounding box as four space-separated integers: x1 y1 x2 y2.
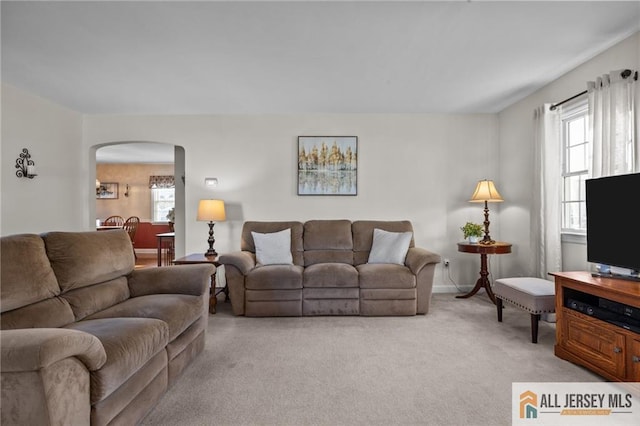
173 253 222 314
156 232 175 266
97 225 122 231
456 241 512 304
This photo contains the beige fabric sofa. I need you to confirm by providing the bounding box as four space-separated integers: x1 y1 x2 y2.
219 220 441 316
0 230 214 425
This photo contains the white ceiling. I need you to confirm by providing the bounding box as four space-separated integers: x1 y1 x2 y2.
3 1 640 163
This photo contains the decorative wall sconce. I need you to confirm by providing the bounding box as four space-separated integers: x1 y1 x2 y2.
204 177 218 187
15 148 37 179
124 184 130 197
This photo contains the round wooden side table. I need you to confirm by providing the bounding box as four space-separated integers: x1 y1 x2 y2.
456 241 512 304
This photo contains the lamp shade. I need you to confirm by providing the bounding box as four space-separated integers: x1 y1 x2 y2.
469 180 503 203
197 199 226 222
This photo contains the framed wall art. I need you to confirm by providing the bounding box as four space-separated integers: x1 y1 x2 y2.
298 136 357 196
97 182 119 199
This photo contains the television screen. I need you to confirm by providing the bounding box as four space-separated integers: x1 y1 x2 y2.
586 173 640 276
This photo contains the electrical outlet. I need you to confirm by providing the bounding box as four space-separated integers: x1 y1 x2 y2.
444 259 450 267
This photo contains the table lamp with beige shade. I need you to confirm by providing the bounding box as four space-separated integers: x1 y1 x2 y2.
197 199 226 256
469 179 503 245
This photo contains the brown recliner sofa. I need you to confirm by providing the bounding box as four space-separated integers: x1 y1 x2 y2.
219 220 441 317
0 230 214 425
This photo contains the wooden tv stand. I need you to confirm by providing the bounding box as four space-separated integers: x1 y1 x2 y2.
552 271 640 381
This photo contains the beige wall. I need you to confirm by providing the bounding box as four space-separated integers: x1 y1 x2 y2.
498 31 640 277
84 113 500 292
1 84 84 235
96 163 174 223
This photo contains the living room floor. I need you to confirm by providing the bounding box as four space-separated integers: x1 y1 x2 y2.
134 253 159 269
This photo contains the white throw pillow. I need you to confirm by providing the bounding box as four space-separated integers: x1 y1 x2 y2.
251 228 293 265
367 228 412 265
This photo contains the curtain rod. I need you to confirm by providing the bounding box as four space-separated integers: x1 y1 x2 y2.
549 69 638 111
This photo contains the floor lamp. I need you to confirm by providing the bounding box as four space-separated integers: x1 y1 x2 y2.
197 199 226 256
469 179 503 245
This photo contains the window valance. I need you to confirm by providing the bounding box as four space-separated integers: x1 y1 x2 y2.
149 175 175 189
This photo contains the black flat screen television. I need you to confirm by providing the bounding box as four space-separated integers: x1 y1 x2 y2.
585 172 640 281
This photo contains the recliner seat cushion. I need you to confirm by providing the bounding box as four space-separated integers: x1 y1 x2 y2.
84 294 204 341
65 317 168 404
357 264 416 289
303 263 358 288
246 265 303 290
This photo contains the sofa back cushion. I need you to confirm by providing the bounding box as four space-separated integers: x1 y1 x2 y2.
352 221 415 265
0 234 75 329
42 230 135 320
303 220 354 266
241 221 304 266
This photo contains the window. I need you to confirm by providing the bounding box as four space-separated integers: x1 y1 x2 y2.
560 99 589 234
151 188 175 222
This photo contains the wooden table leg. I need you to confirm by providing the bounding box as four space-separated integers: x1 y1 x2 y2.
156 239 162 267
208 273 217 314
455 253 496 304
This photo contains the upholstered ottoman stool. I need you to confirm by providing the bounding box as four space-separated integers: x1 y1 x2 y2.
494 277 556 343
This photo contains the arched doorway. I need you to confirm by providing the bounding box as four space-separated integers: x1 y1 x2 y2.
90 141 186 261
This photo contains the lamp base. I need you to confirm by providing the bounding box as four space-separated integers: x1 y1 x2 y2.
479 200 496 245
204 221 218 257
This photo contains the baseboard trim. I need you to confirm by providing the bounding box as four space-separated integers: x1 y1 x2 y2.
433 284 472 294
135 248 157 255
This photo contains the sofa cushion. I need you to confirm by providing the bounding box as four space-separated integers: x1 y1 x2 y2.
252 228 293 265
303 220 354 266
304 220 353 250
241 221 304 266
352 221 415 265
61 277 130 321
246 265 304 290
84 294 204 341
42 230 135 293
1 297 75 329
303 263 358 288
367 228 412 265
0 234 62 313
357 263 416 289
65 318 169 404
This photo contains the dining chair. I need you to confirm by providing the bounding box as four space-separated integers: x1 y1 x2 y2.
104 215 125 227
123 216 140 259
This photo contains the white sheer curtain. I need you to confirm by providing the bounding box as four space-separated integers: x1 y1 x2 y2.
531 105 562 278
589 70 637 177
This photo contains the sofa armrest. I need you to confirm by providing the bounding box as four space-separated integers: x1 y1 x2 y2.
218 251 256 276
128 264 215 297
2 328 105 425
1 328 106 372
405 247 442 275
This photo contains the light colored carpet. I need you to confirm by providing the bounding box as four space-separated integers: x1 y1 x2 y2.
141 292 601 426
